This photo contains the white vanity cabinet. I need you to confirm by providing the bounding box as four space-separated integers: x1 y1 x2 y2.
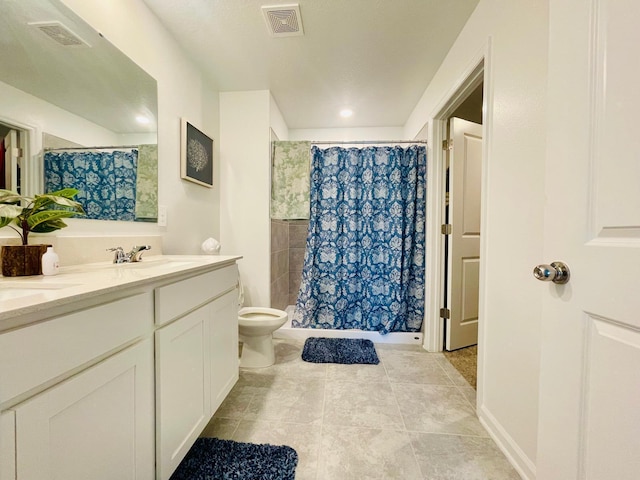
154 265 239 480
0 291 156 480
0 256 241 480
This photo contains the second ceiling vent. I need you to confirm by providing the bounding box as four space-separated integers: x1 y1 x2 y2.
261 4 304 37
28 21 91 47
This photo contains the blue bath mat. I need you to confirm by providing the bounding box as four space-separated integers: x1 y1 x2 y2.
170 438 298 480
302 337 380 364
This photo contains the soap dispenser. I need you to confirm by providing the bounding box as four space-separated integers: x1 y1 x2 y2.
42 246 60 276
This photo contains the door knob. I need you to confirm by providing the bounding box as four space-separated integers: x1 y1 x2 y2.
533 261 570 284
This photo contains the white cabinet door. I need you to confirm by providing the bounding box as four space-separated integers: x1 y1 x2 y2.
155 305 211 480
209 289 239 414
0 411 15 480
13 338 154 480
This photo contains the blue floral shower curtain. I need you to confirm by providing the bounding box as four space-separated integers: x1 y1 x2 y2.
292 145 426 334
44 150 137 221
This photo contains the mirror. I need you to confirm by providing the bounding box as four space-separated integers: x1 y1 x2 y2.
0 0 158 222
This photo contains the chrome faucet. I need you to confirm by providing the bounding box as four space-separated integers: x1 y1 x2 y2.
107 245 152 263
127 245 151 262
107 246 127 264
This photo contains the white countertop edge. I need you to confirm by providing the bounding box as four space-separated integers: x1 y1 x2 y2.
0 254 242 326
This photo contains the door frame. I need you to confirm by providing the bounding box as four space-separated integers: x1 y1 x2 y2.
0 116 42 197
422 40 493 394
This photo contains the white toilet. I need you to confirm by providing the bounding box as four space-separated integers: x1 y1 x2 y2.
238 307 288 368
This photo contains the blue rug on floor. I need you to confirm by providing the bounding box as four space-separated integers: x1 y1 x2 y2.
301 337 380 364
169 438 298 480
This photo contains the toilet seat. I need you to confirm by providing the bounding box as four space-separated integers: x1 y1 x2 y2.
239 307 287 322
238 307 287 368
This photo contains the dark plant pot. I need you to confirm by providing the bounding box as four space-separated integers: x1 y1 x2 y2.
1 244 51 277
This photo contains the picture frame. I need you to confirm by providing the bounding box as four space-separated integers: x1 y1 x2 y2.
180 118 213 187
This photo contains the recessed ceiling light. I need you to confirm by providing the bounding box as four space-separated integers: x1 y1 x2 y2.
136 115 150 124
339 109 353 118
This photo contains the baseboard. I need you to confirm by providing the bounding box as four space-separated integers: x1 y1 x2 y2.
275 307 423 345
478 404 536 480
274 327 423 345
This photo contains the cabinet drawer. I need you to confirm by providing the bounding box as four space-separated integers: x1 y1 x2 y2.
0 291 153 405
154 265 237 326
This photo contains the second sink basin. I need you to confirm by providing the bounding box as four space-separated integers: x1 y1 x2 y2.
111 259 196 270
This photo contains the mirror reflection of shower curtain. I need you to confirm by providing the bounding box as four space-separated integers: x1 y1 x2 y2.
292 145 426 334
44 149 137 220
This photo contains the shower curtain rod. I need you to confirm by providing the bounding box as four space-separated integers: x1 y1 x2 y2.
310 139 428 146
44 145 141 152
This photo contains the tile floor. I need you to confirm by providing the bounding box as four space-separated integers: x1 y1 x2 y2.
201 339 521 479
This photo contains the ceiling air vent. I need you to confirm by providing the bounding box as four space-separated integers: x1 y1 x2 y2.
261 4 304 37
28 21 91 47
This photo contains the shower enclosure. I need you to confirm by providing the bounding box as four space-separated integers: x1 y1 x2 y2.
270 141 427 344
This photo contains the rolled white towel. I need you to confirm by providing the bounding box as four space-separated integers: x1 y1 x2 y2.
201 237 221 254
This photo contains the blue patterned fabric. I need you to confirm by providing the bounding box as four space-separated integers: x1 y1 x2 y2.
292 145 426 334
44 150 138 221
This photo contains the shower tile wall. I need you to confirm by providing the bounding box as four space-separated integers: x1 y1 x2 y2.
270 219 309 310
270 220 289 311
288 220 309 306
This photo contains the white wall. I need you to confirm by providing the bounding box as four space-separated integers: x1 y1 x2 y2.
219 91 273 307
404 1 548 478
37 0 221 256
289 126 404 142
270 94 289 141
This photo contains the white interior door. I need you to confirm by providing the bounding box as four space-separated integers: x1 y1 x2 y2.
3 129 18 192
537 1 640 478
445 117 482 350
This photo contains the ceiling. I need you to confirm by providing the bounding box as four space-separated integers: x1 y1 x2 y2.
142 0 480 129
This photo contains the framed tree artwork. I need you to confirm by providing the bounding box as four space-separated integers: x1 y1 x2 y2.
180 118 213 187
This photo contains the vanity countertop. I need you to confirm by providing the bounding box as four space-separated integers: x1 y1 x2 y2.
0 255 242 329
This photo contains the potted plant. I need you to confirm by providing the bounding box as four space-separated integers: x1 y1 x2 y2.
0 188 85 276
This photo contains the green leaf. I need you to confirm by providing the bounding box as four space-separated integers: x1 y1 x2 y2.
1 188 83 240
27 210 79 231
31 191 84 214
0 190 24 204
30 219 68 233
0 204 23 219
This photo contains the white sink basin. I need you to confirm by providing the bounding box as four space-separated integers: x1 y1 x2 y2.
0 282 80 301
115 259 195 269
64 258 198 276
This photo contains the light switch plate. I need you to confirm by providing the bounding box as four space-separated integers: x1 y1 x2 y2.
158 205 167 227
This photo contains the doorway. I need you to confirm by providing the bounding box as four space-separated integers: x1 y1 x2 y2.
443 105 483 351
441 85 483 388
0 122 23 193
423 56 488 394
0 118 40 197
